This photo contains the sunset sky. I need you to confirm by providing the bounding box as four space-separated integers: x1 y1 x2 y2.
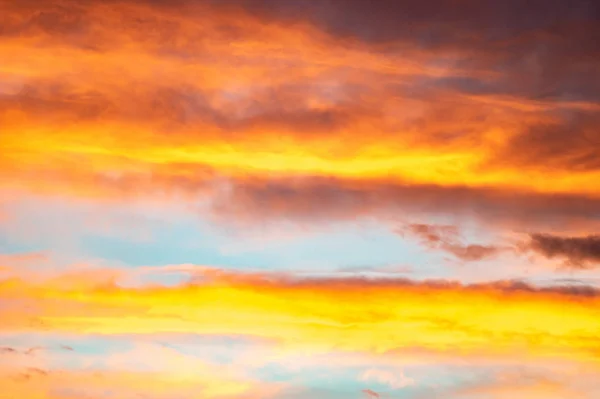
1 0 600 398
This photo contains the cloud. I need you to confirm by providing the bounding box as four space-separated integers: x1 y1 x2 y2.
0 337 283 399
528 234 600 269
0 368 278 399
1 2 599 397
0 0 598 235
232 0 600 103
448 371 588 399
0 252 49 270
359 368 414 389
1 266 600 364
399 223 503 261
212 177 600 232
487 112 600 173
362 388 380 398
0 345 73 357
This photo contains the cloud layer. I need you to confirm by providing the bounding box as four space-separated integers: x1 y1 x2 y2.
2 266 600 364
1 0 599 397
0 0 598 234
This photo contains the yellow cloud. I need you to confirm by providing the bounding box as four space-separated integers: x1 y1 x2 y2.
1 268 599 365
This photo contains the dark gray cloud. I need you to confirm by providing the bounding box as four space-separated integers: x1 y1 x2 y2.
235 0 600 102
238 0 598 44
529 233 600 268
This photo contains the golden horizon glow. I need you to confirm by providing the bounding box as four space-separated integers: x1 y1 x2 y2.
2 268 600 365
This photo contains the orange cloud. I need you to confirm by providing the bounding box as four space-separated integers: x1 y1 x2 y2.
1 267 600 366
0 0 598 223
0 253 50 275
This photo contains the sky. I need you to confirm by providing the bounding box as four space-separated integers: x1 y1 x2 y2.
0 0 600 398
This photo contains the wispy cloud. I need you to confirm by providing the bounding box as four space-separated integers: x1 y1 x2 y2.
398 223 504 262
362 388 381 398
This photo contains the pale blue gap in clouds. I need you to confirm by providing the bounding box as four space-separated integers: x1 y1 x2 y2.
0 194 449 278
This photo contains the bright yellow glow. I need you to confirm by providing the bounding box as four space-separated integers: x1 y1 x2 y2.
2 271 600 364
